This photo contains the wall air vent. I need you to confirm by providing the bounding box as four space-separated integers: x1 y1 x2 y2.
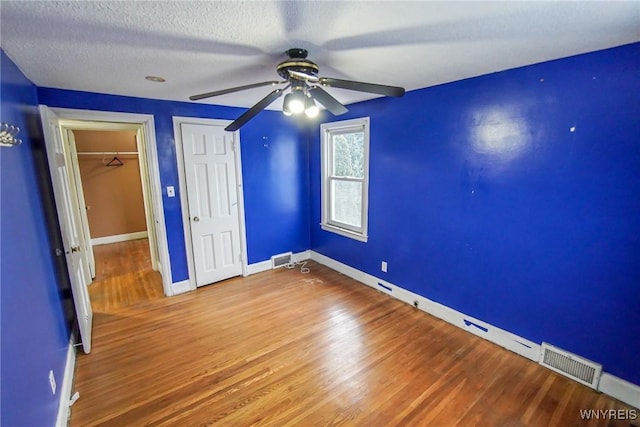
539 343 602 389
271 252 293 269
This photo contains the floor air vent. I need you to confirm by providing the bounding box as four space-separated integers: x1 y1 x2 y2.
271 252 292 269
539 343 602 389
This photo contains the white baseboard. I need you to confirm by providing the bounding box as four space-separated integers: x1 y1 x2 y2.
91 231 148 246
599 373 640 409
171 279 192 295
292 250 311 263
55 341 77 427
247 259 272 275
247 250 312 276
174 250 312 294
311 250 542 362
310 250 640 406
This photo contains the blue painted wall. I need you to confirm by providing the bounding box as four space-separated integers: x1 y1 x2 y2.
310 42 640 385
37 88 310 280
3 40 639 427
1 50 71 427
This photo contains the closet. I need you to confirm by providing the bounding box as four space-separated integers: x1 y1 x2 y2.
74 130 148 245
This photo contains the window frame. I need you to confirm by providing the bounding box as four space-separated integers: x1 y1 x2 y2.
320 117 370 242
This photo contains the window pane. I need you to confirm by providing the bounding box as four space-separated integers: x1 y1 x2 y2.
332 131 364 178
331 180 362 228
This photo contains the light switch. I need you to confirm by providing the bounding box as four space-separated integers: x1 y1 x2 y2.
167 186 175 197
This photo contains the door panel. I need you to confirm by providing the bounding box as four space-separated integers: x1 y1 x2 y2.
40 106 93 353
214 164 231 216
181 123 242 287
65 129 95 281
220 231 234 267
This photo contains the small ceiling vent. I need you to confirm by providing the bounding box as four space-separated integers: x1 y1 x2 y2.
539 343 602 389
271 252 292 269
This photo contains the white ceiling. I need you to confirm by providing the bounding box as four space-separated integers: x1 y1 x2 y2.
1 1 639 110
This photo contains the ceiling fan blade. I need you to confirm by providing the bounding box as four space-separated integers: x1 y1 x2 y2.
308 86 349 116
225 88 287 132
190 81 285 101
319 77 405 97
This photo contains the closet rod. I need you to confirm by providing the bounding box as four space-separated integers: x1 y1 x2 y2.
76 151 138 155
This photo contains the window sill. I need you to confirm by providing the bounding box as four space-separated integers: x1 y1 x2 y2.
320 223 368 242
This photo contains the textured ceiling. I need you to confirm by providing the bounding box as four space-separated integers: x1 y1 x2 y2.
1 1 639 110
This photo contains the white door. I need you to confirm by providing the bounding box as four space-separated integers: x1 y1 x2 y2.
40 106 93 353
180 123 243 287
66 129 96 280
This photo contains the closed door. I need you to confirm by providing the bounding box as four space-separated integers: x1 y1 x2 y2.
40 106 93 353
180 123 243 287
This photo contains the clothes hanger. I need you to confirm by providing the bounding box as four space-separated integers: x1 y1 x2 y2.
106 155 124 166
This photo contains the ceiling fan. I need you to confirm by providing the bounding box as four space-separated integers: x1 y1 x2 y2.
189 48 406 132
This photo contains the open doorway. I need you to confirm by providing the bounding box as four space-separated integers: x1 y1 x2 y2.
41 106 172 351
70 129 164 311
48 108 173 298
90 238 164 311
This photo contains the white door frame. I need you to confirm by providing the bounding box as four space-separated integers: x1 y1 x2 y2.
173 116 249 291
45 107 174 297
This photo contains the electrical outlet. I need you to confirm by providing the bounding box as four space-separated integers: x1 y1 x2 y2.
381 261 388 273
49 370 56 395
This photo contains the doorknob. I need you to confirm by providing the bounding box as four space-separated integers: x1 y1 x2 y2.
71 246 80 253
193 217 200 222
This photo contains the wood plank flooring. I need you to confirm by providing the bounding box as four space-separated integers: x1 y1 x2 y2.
71 260 638 426
89 239 164 312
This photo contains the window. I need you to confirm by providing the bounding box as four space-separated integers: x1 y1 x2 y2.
320 117 370 242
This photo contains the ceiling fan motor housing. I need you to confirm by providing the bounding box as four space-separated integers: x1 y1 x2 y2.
276 48 319 80
285 48 308 59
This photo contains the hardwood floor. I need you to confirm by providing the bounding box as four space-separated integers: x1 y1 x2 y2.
89 238 164 312
71 261 638 426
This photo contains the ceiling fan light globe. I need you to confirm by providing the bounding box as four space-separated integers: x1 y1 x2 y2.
285 90 307 115
305 103 319 118
304 95 319 118
289 99 305 114
283 93 294 115
305 106 319 118
282 104 293 115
